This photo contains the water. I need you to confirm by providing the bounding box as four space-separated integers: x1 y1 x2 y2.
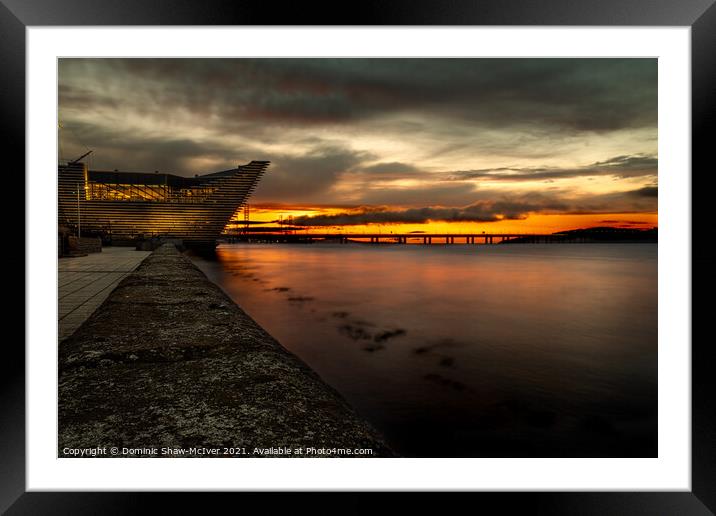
191 243 657 457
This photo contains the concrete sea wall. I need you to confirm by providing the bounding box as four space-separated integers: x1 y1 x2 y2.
58 244 393 457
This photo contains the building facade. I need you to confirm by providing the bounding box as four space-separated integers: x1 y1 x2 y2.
58 160 269 247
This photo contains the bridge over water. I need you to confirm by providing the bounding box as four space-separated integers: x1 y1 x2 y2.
225 232 577 245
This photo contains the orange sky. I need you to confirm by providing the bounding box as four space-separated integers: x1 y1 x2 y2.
228 205 657 234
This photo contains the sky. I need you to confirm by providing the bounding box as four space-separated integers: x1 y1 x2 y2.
58 58 658 232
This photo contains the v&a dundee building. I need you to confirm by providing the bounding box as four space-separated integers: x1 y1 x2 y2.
58 160 270 249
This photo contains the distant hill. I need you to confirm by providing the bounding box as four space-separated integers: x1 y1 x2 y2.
503 226 657 244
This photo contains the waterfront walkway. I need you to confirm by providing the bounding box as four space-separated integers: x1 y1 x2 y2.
58 247 151 341
58 244 393 457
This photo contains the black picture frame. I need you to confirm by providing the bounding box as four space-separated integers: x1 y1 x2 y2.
5 1 714 513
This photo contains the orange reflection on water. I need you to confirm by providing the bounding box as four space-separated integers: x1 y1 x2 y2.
192 243 658 458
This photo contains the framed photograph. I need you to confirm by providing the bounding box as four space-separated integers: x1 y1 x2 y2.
7 0 714 512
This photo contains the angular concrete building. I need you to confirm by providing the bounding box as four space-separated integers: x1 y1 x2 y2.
58 160 269 247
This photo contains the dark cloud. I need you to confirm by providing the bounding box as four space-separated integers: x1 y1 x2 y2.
332 162 428 182
627 186 658 197
446 154 657 183
59 58 657 135
291 201 545 226
58 58 658 214
357 162 422 176
349 182 480 207
59 120 259 174
291 193 572 226
292 186 657 226
567 186 658 213
252 145 375 201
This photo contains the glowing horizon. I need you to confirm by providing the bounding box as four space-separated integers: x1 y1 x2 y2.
228 205 657 235
59 58 658 230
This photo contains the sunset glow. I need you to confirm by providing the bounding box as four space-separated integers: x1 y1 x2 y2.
59 58 657 235
231 205 657 235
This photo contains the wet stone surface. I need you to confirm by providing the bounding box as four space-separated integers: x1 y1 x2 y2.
58 244 393 457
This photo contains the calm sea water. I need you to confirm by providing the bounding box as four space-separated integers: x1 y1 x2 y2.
191 243 657 457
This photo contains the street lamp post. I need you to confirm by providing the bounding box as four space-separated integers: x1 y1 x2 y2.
76 182 81 238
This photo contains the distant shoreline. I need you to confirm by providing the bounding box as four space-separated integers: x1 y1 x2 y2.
220 226 656 246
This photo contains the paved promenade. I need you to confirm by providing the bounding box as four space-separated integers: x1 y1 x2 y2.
58 247 151 341
58 244 393 457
